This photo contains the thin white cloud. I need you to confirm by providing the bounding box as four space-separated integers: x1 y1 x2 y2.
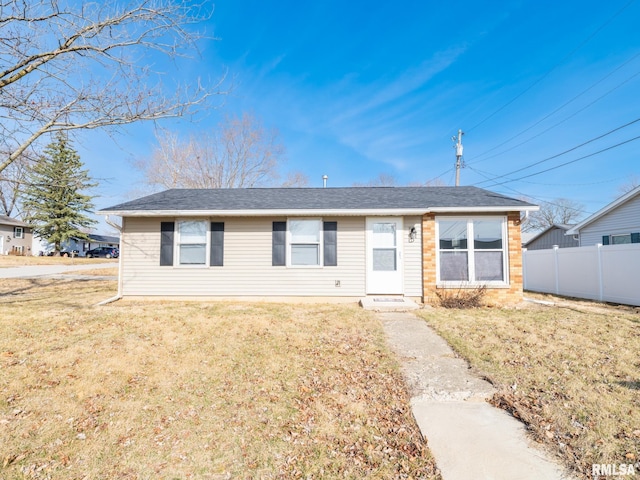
330 44 470 125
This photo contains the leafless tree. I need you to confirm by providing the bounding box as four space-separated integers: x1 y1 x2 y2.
137 113 304 189
0 0 226 175
617 175 639 195
0 151 32 216
281 171 309 188
416 178 447 187
354 174 448 187
353 173 399 187
522 197 585 232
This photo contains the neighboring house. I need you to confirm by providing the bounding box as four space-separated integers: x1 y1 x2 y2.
522 224 578 250
32 233 120 256
0 215 33 255
567 186 640 246
69 234 120 255
99 187 537 305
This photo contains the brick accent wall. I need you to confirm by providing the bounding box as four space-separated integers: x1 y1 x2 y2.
422 212 524 306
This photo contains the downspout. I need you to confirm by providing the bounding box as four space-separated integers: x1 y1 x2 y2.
97 215 124 305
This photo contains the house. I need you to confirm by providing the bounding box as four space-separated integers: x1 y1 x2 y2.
70 234 120 255
33 233 120 256
0 215 33 255
566 186 640 246
522 224 578 250
99 187 537 305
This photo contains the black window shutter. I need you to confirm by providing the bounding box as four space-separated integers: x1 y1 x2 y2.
602 235 610 245
210 222 224 266
160 222 175 266
631 232 640 244
323 221 337 266
272 221 286 266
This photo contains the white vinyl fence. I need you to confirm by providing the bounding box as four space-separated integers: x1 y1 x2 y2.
523 243 640 306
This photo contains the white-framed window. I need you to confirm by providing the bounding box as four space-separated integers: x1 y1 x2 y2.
177 220 208 266
372 222 397 271
14 227 23 239
288 219 322 266
611 234 631 245
436 216 508 285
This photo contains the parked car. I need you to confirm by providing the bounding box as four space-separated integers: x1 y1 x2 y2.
85 247 119 259
60 249 80 257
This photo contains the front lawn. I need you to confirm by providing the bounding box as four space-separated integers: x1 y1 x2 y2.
0 279 438 479
416 298 640 479
0 256 117 267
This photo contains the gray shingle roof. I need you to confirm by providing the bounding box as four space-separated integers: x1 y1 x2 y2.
100 187 536 214
0 215 30 227
88 234 120 243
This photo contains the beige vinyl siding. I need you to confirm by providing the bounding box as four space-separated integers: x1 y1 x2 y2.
402 216 423 296
121 216 367 297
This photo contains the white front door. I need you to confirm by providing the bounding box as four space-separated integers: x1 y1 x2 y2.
366 217 403 294
0 235 3 255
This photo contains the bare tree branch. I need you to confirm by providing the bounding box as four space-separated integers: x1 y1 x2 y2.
0 0 227 174
617 175 639 195
353 173 399 187
521 197 585 232
0 152 31 216
137 113 306 190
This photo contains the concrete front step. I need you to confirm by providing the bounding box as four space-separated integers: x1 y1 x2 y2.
359 296 421 311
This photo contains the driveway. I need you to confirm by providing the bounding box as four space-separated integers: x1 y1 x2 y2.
0 262 116 279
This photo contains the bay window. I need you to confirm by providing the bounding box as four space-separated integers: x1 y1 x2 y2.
437 217 507 285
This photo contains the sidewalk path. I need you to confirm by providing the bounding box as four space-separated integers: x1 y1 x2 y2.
379 312 575 480
0 262 116 279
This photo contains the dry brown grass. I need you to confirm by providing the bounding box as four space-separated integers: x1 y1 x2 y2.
62 267 119 277
0 256 117 267
416 299 640 479
0 279 439 479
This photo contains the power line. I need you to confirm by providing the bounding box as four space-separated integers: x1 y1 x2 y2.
466 0 636 134
485 134 640 188
473 116 640 186
469 167 597 216
468 69 640 167
468 52 640 162
467 165 625 187
424 166 454 185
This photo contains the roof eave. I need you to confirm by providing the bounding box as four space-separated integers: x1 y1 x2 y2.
100 205 537 217
567 186 640 235
428 205 538 213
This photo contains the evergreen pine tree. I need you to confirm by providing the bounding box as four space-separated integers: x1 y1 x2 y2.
22 133 97 253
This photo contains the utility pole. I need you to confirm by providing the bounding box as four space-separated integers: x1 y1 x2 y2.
453 129 464 186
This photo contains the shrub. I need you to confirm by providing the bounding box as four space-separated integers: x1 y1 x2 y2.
435 285 487 308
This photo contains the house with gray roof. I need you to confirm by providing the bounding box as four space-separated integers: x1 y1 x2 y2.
522 224 578 250
0 215 33 255
100 186 537 305
567 185 640 246
32 233 120 256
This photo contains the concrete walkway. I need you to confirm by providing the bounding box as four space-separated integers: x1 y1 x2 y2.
379 312 576 480
0 262 115 279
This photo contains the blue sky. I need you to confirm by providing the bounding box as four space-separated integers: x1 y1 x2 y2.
82 0 640 230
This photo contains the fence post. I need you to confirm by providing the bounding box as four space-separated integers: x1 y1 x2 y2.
522 248 528 291
553 245 560 295
596 243 604 302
